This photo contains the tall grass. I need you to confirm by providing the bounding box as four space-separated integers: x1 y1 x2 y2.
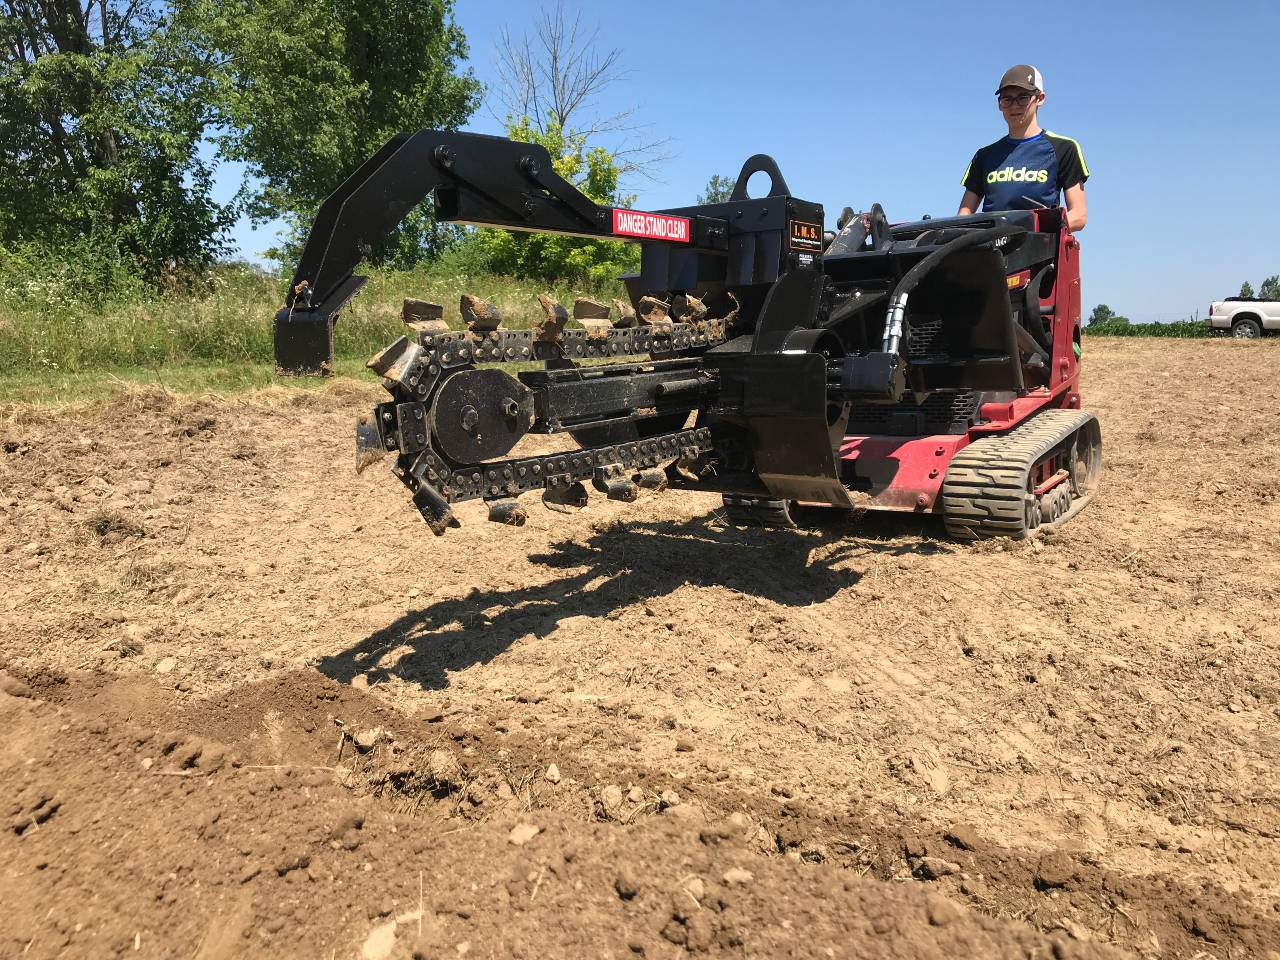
1 241 1223 376
0 249 629 373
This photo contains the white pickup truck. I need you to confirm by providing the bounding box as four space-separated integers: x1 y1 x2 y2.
1208 298 1280 338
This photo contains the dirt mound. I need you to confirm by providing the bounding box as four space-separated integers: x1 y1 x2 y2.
1 667 1128 959
2 338 1280 957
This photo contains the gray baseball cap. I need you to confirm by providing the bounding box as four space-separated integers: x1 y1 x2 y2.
997 64 1044 94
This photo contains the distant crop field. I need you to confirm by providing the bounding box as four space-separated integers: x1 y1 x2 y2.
1083 320 1212 338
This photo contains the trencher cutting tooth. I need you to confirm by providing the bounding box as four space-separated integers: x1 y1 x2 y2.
460 293 502 332
592 468 638 502
402 298 449 335
671 293 708 323
611 298 637 328
577 318 613 339
355 412 387 474
572 296 610 320
412 482 461 536
486 498 528 526
542 480 589 513
535 292 568 342
638 296 670 326
573 296 613 339
635 467 668 491
366 335 424 385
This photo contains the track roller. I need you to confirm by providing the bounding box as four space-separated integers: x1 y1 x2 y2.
721 495 797 528
941 409 1102 540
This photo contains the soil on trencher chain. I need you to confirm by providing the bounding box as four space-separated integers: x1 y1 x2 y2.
2 338 1279 959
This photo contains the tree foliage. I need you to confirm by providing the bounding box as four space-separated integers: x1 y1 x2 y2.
468 3 660 285
1234 274 1280 300
460 118 637 285
0 0 232 273
492 0 667 183
194 0 480 267
0 0 481 281
697 175 735 205
1086 304 1114 327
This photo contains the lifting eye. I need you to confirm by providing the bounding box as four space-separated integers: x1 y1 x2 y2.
729 155 791 201
744 169 774 200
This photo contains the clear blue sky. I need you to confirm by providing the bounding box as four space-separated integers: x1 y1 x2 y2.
218 0 1280 322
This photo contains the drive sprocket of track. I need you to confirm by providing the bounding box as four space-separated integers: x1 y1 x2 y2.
941 408 1102 540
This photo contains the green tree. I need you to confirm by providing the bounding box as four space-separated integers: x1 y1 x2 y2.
1259 275 1280 301
0 0 232 275
194 0 481 267
1239 280 1255 297
463 117 637 285
468 2 654 285
1087 304 1114 327
697 175 735 205
493 1 668 183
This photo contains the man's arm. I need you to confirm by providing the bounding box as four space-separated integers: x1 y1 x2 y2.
958 150 985 215
1063 183 1086 231
958 189 982 216
1049 134 1089 231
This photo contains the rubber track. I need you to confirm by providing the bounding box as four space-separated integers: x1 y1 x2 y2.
941 409 1098 540
721 495 796 528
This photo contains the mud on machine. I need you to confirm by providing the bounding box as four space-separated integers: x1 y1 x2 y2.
273 129 1102 538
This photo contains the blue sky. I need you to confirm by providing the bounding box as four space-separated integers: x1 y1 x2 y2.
218 0 1280 322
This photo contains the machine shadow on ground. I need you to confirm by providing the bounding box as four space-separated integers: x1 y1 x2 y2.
317 509 955 692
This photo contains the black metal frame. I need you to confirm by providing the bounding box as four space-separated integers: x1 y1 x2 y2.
276 128 1063 534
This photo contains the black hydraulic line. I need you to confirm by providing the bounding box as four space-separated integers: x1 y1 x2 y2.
881 224 1026 353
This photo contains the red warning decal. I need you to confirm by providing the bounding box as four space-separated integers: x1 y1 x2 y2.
611 208 691 243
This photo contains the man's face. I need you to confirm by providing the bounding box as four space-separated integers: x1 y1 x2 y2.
997 86 1043 125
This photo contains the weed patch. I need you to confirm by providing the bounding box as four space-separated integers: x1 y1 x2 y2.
83 510 145 545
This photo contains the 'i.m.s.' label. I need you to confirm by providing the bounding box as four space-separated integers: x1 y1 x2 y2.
789 219 822 252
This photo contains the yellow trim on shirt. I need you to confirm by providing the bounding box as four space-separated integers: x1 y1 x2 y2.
1045 131 1090 178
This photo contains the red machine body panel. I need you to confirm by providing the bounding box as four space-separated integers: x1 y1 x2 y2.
838 209 1082 514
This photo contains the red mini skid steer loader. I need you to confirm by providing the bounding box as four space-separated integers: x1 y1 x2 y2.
273 129 1101 539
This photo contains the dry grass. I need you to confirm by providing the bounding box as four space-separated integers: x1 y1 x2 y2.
119 561 176 590
83 509 145 544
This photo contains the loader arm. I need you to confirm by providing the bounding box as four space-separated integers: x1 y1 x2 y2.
274 129 729 374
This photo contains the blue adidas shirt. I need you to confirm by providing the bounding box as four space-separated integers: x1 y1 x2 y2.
962 131 1089 211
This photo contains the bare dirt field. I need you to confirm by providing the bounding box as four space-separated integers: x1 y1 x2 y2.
2 337 1279 959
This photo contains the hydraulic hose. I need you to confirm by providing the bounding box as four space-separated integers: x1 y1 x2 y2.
881 224 1027 354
